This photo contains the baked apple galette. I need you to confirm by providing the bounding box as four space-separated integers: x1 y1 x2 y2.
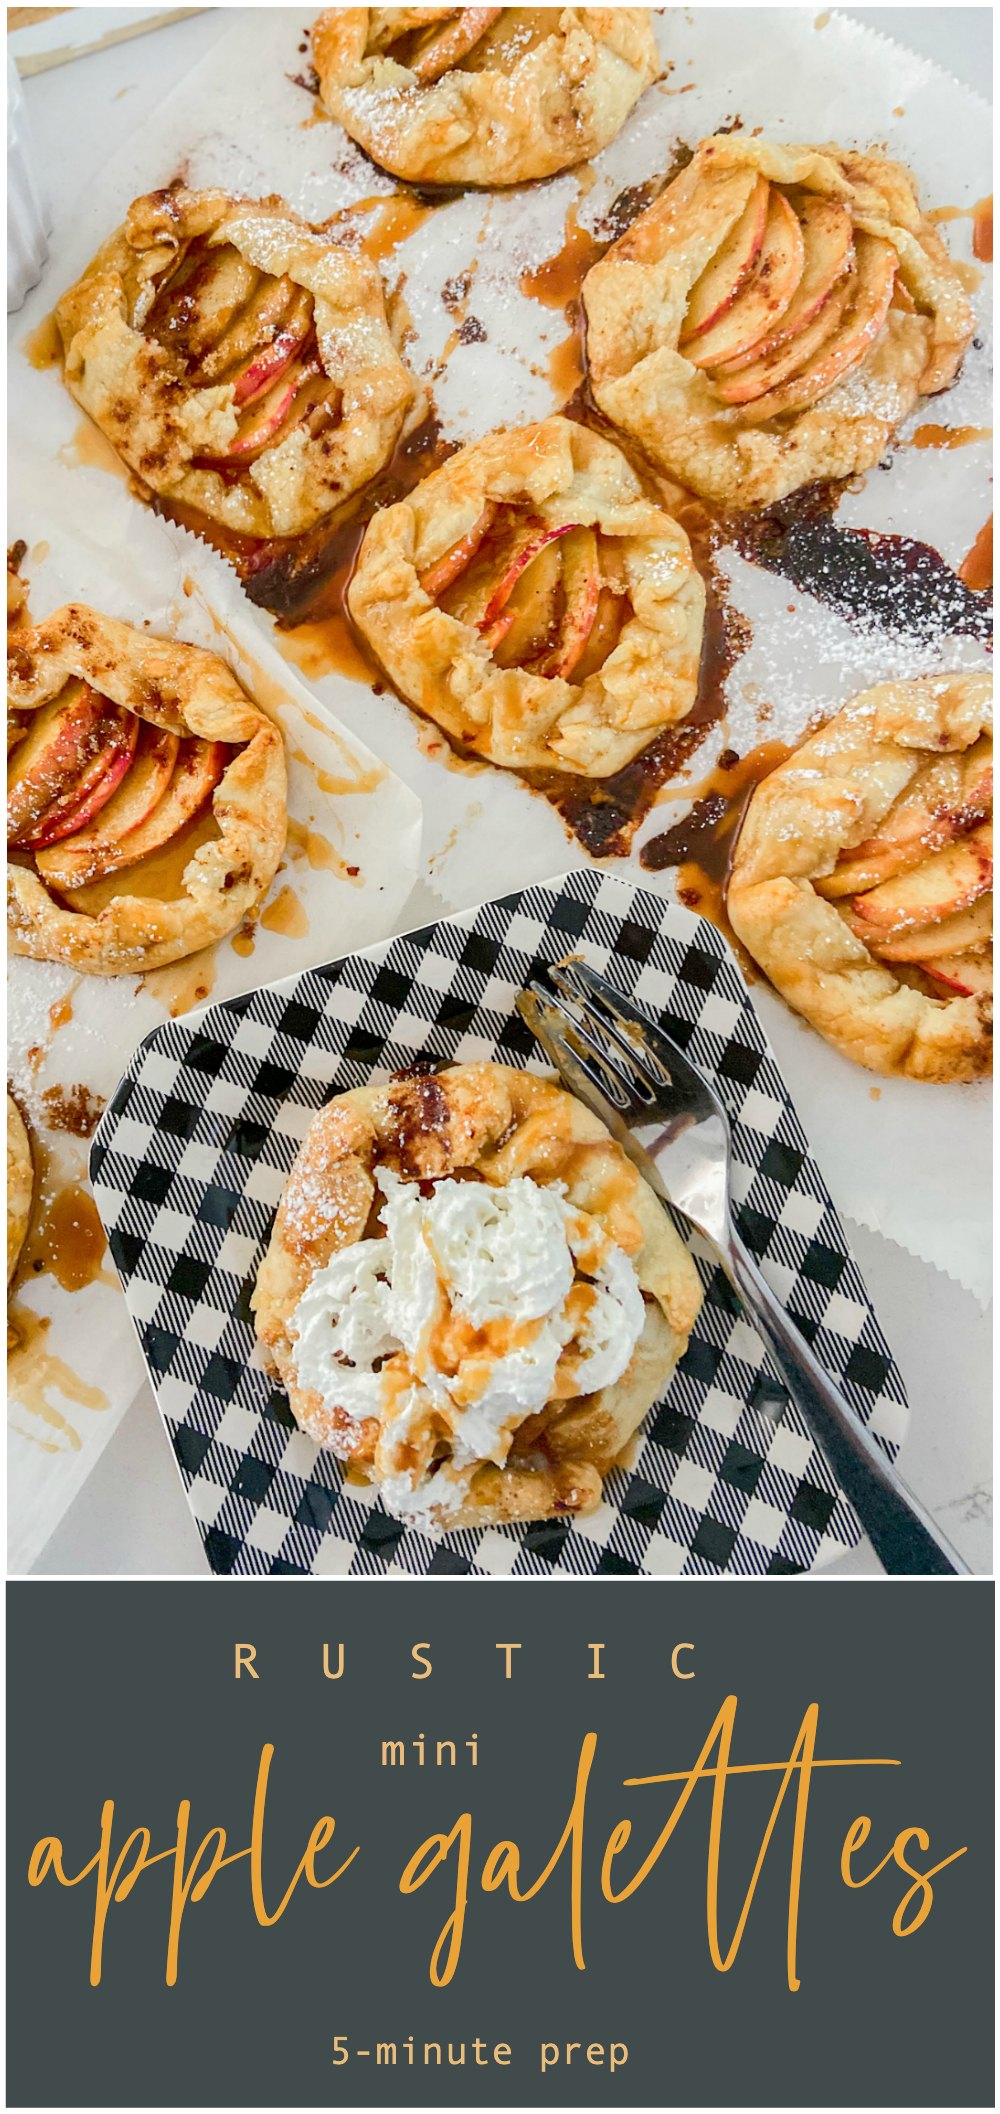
727 673 992 1082
348 415 705 775
583 135 976 509
8 601 287 975
252 1061 703 1530
55 187 414 538
310 8 659 189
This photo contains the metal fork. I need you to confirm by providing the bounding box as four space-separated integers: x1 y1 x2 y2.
519 959 967 1577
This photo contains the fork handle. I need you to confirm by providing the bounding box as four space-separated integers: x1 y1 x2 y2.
725 1233 968 1576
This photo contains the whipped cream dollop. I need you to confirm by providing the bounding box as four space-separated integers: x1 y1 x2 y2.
288 1169 646 1527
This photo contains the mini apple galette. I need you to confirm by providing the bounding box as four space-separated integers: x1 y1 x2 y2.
347 416 705 775
8 602 287 976
727 673 992 1082
583 135 976 510
252 1060 703 1530
55 187 414 539
310 8 659 189
7 1095 33 1295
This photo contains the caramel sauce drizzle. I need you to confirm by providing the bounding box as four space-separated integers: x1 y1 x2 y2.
260 884 309 938
959 517 993 593
910 424 992 450
930 192 993 261
321 191 439 264
640 740 791 949
59 415 131 484
7 1306 110 1454
286 815 358 879
140 945 217 1018
973 195 993 262
12 1113 115 1304
519 201 604 311
23 1182 111 1295
22 309 62 370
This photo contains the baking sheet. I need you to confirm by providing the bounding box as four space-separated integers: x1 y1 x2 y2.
8 6 992 1321
8 9 207 77
6 450 422 1572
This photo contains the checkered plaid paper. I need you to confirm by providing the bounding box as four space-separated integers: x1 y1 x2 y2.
90 871 908 1578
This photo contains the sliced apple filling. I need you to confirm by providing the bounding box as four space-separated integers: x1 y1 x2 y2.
727 673 992 1083
310 7 659 189
143 239 342 472
419 508 621 686
583 134 976 509
676 181 903 425
368 7 507 77
348 415 706 777
55 188 414 539
8 601 286 976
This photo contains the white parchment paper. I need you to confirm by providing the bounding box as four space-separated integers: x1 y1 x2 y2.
7 8 993 1529
6 451 422 1571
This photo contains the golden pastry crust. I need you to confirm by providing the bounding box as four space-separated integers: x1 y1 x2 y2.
727 673 993 1082
6 1095 33 1292
311 7 659 188
347 415 705 776
55 186 414 538
252 1061 703 1529
8 603 287 976
583 135 976 510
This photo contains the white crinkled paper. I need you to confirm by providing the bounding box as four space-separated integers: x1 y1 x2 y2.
6 5 992 1576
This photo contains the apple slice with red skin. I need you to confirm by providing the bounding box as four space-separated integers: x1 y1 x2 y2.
34 724 181 886
479 522 576 641
570 588 628 685
198 273 299 382
921 949 992 998
25 714 139 850
37 736 229 894
219 349 336 462
738 233 897 424
7 681 127 844
409 7 503 82
227 364 311 458
712 274 853 407
930 951 993 997
712 195 854 374
867 894 992 963
681 176 770 342
856 738 993 862
685 190 806 371
231 310 313 407
492 536 565 668
850 823 992 936
818 743 993 900
537 527 601 680
419 505 498 599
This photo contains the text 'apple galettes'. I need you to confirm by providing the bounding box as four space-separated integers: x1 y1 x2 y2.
54 186 415 540
252 1060 702 1532
7 590 287 976
310 7 659 189
347 414 706 776
726 672 992 1082
582 134 977 510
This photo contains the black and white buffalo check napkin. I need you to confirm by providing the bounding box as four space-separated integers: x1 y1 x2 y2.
91 870 908 1578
